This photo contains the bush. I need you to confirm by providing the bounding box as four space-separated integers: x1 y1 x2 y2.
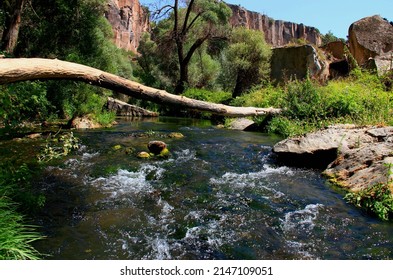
231 70 393 137
283 78 325 121
345 183 393 221
0 82 51 127
183 88 231 104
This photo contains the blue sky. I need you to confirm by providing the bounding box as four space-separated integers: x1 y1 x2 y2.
139 0 393 39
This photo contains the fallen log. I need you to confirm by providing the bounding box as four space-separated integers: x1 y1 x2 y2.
0 58 282 117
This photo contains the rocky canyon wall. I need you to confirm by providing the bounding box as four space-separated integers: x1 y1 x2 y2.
105 0 150 53
228 4 322 47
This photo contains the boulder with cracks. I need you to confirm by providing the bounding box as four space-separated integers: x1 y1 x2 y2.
273 125 393 191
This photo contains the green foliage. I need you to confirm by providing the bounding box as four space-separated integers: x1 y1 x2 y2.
37 132 80 162
0 163 46 211
322 30 343 45
94 110 116 127
0 162 44 259
220 27 271 97
188 49 222 89
0 0 134 125
0 81 51 127
0 197 42 260
136 0 232 93
284 78 324 120
183 88 231 104
232 70 393 137
345 183 393 221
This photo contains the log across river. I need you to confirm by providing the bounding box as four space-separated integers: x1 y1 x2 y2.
0 58 282 117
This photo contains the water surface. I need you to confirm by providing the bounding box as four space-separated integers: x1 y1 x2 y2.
32 117 393 259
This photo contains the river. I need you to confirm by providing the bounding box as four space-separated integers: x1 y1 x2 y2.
29 117 393 259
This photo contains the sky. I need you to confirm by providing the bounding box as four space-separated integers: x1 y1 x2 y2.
139 0 393 39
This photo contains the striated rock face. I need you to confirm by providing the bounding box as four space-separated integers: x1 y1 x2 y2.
105 0 150 53
271 44 329 82
228 4 322 47
349 15 393 74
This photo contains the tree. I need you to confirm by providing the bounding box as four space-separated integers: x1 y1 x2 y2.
152 0 232 94
221 27 272 98
1 0 25 54
322 30 345 45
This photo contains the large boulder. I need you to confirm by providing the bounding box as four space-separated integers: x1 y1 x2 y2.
271 45 329 83
273 125 393 191
348 15 393 74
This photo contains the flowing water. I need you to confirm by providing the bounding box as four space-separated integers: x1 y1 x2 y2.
29 117 393 259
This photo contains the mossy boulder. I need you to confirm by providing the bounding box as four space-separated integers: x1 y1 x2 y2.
137 151 151 159
168 132 184 138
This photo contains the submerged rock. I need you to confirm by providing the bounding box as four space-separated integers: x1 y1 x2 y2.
168 132 184 138
137 151 151 159
273 125 393 191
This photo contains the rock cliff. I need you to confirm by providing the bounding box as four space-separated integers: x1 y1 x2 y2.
105 0 150 53
228 4 322 47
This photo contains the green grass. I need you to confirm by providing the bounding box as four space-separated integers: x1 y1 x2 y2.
0 196 42 260
231 70 393 137
0 163 46 259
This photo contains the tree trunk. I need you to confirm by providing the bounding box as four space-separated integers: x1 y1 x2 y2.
0 58 282 117
1 0 25 54
174 61 188 94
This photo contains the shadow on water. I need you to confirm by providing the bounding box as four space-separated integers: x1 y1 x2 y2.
23 117 393 260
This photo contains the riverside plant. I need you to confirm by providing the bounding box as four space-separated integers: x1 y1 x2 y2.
344 163 393 221
37 131 80 162
0 197 43 260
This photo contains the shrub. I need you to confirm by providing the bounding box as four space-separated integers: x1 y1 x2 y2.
345 183 393 221
183 88 231 104
0 82 51 127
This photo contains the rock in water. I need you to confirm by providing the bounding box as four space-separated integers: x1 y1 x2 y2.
273 125 393 191
148 141 167 155
137 151 151 159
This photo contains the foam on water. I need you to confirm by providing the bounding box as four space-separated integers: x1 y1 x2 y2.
91 164 165 199
209 164 290 199
281 204 324 233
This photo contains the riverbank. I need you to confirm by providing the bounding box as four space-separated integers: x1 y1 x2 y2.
273 124 393 220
